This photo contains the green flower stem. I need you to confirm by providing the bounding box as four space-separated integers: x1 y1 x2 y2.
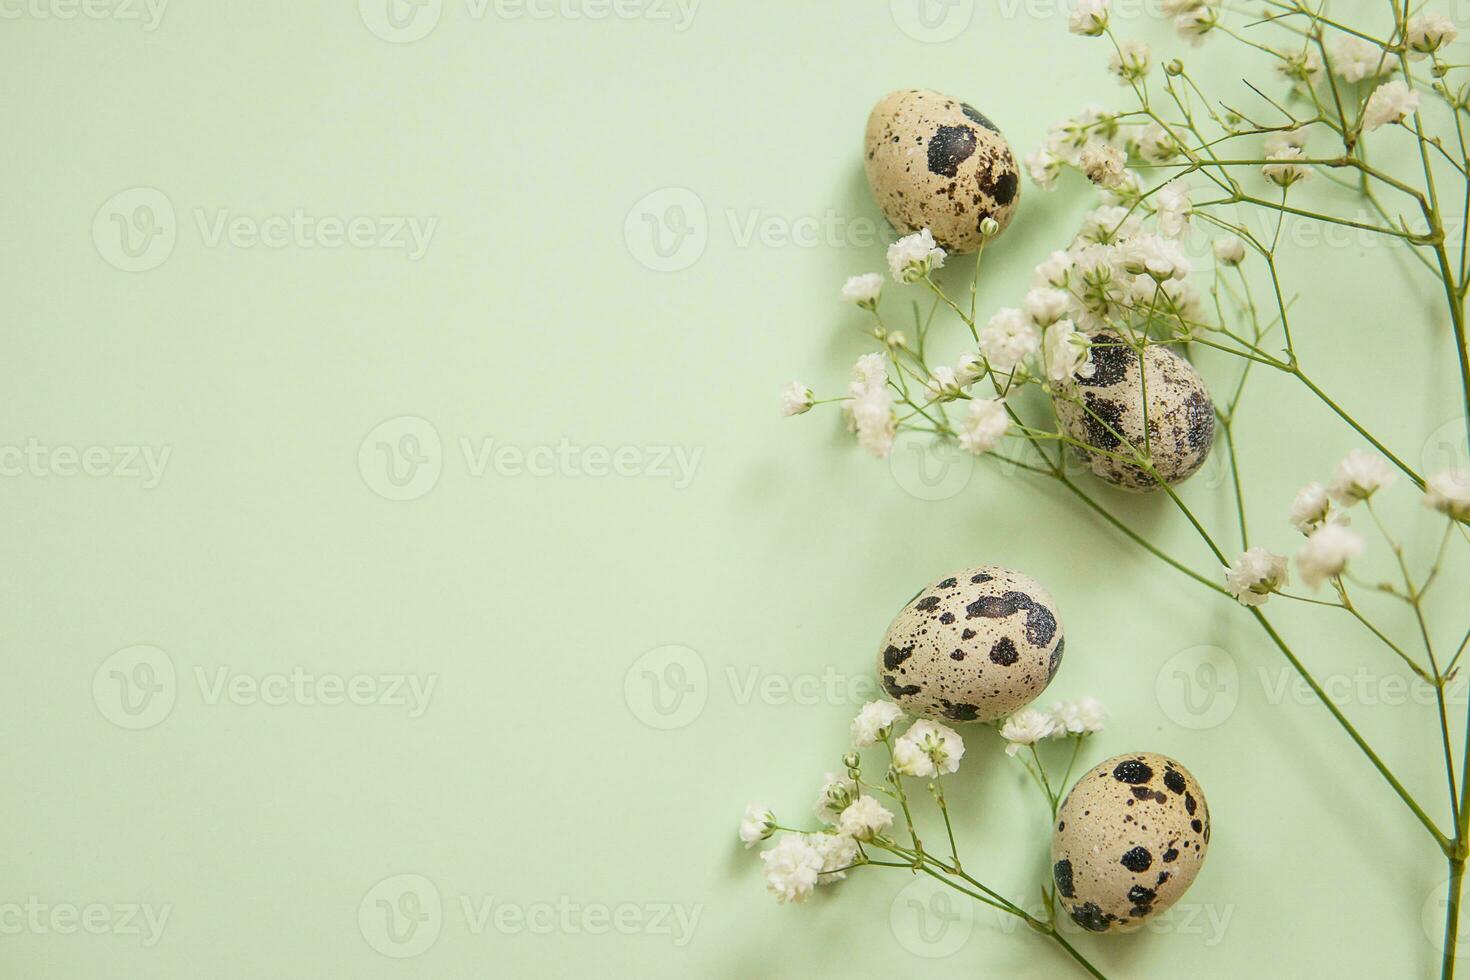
1248 606 1452 850
1369 500 1461 827
1292 367 1426 488
881 734 924 859
1222 419 1250 550
1445 857 1467 980
871 842 1110 979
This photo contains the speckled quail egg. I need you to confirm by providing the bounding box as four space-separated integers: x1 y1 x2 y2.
864 89 1022 253
1052 332 1216 491
1051 753 1211 935
877 566 1064 723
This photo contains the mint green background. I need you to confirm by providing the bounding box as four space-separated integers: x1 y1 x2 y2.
4 1 1470 977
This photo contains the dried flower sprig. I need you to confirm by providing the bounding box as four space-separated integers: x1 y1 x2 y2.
743 698 1109 977
778 1 1470 974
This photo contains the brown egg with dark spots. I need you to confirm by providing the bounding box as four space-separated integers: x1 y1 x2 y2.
877 566 1064 723
864 89 1021 253
1052 331 1216 491
1051 753 1211 934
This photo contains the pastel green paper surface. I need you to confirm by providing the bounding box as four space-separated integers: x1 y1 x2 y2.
4 2 1468 976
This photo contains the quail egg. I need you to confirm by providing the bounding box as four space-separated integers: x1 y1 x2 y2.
864 89 1021 253
877 566 1064 723
1051 752 1211 934
1053 332 1216 491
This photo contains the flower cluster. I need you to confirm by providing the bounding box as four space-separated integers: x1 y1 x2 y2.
744 694 1107 904
999 697 1107 756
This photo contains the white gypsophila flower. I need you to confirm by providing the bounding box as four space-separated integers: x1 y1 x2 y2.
1264 146 1311 188
851 699 904 747
1328 448 1396 505
887 228 946 283
1421 467 1470 521
1137 123 1180 164
1077 204 1141 245
1050 697 1107 735
760 834 824 904
1024 287 1071 327
1026 147 1063 189
893 719 965 777
842 272 884 308
1034 250 1075 289
811 832 859 883
740 803 777 848
1275 46 1324 87
1289 481 1336 533
1101 170 1144 208
852 352 887 392
814 772 857 824
1298 524 1365 589
1043 319 1096 383
1120 233 1192 282
924 366 963 402
1264 128 1307 157
958 398 1010 455
955 352 985 386
1175 3 1219 45
1000 708 1059 756
780 381 815 418
980 308 1042 373
1079 140 1128 189
1224 547 1290 607
1109 39 1151 83
1407 13 1458 59
1155 181 1192 239
1425 469 1470 520
1068 0 1109 37
1213 236 1247 265
1330 35 1391 83
1363 80 1421 132
851 384 897 458
838 796 895 842
1045 107 1114 165
1161 0 1203 12
1069 242 1128 328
